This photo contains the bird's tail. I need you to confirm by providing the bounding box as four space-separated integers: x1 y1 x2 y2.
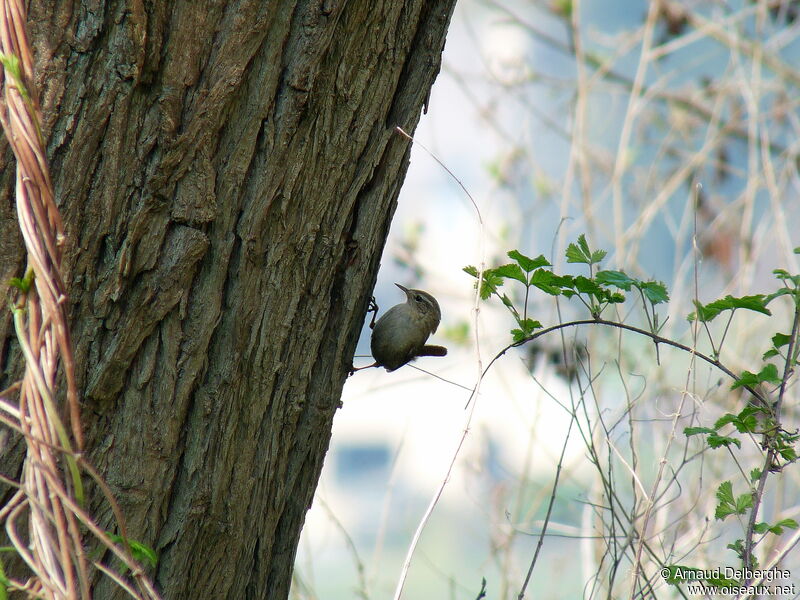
417 345 447 357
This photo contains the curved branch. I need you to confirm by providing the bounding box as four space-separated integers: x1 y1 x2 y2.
469 318 769 410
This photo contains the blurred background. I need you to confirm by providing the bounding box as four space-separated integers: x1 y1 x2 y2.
293 1 800 598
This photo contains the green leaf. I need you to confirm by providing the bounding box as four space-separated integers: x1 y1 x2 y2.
750 468 762 482
662 565 699 584
494 263 527 284
684 426 715 436
731 363 782 389
468 269 505 300
529 269 563 295
566 242 590 264
727 539 745 560
707 433 741 449
595 270 634 290
0 53 30 101
7 269 35 293
715 482 751 520
765 333 793 360
637 280 669 304
715 504 736 520
565 234 607 265
754 519 798 535
753 522 771 534
578 234 591 257
574 276 603 295
775 518 799 530
713 406 759 433
735 491 754 513
106 532 158 569
519 318 542 334
688 295 771 322
772 333 792 348
766 287 798 304
772 269 800 288
716 481 734 505
507 250 550 272
465 266 508 298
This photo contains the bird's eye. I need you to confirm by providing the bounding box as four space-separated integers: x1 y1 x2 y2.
415 294 423 302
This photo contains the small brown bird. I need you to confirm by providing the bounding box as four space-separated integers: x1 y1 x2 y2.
353 283 447 372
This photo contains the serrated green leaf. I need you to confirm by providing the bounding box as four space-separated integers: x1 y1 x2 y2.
727 539 744 556
707 433 741 449
596 270 634 290
566 241 590 264
637 280 669 304
775 518 799 530
478 270 505 300
716 481 734 505
690 296 767 321
463 265 479 278
754 521 781 535
772 333 792 348
714 482 751 520
573 276 602 295
771 268 800 288
494 263 527 284
511 329 526 343
688 301 714 323
750 468 762 482
609 292 625 303
715 503 736 520
590 249 607 263
689 294 772 322
661 565 688 585
684 426 716 436
566 234 606 266
713 413 737 429
735 491 754 513
529 269 563 295
662 565 701 584
578 234 591 256
507 250 550 272
713 407 759 434
732 363 782 389
518 318 542 334
766 288 798 304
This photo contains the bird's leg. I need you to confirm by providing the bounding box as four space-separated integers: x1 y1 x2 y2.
348 298 381 376
348 361 378 376
367 296 379 329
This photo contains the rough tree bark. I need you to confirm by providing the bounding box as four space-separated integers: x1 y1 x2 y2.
0 1 456 598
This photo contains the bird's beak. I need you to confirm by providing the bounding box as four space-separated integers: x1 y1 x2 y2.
395 283 409 295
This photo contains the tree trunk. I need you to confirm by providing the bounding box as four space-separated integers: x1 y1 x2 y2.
0 1 456 598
